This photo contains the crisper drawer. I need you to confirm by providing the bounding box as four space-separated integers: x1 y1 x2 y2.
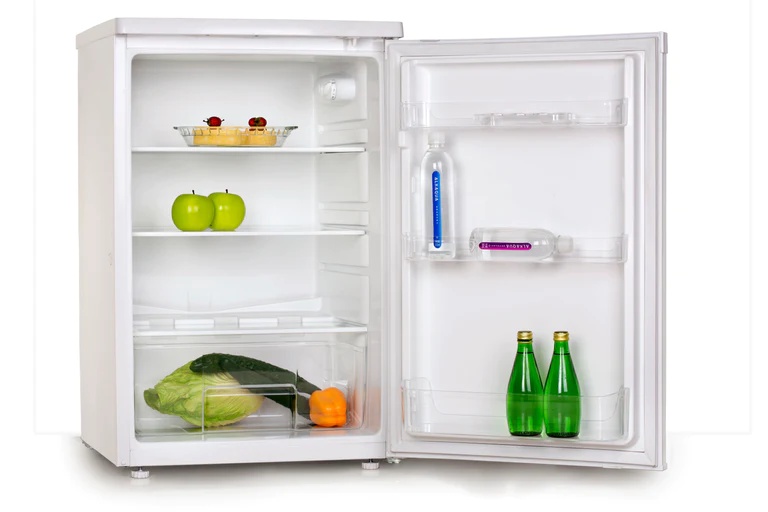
133 333 366 441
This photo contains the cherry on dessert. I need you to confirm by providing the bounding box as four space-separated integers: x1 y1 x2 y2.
248 117 267 127
204 117 223 127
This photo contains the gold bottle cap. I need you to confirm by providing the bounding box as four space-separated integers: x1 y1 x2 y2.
517 331 533 341
553 331 569 341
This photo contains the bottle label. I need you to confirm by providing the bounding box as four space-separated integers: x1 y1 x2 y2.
478 242 532 251
432 170 442 248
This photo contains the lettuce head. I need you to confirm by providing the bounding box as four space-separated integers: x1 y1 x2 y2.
144 362 264 427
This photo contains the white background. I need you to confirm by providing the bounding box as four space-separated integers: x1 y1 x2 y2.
2 0 766 507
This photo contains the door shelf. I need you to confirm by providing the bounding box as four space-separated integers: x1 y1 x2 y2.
403 234 627 263
135 338 366 441
402 379 628 445
132 146 366 154
402 99 627 129
133 312 367 338
133 226 366 237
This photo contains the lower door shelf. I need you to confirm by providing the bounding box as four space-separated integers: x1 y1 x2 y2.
134 336 366 441
402 379 629 445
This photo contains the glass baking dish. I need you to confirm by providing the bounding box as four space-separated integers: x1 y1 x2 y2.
173 126 299 147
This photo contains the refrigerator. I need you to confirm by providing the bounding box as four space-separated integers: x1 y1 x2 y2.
76 18 666 477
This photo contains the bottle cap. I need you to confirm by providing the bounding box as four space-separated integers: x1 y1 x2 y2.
553 331 569 341
428 132 445 145
517 331 533 341
556 235 573 254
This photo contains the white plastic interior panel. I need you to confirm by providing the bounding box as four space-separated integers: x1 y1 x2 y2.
387 34 665 469
125 45 387 465
130 54 378 317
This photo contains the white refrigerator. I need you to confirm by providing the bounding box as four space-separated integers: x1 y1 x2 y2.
76 18 666 476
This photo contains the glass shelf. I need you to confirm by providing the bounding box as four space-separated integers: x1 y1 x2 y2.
402 379 628 445
402 99 627 129
132 146 366 154
403 234 627 263
133 312 367 338
133 226 366 237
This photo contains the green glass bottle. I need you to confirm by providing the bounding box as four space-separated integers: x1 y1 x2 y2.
506 330 544 436
543 331 581 438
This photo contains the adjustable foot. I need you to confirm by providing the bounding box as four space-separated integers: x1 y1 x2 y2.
361 459 380 470
130 467 150 479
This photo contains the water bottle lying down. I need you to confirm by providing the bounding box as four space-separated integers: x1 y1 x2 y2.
469 227 574 261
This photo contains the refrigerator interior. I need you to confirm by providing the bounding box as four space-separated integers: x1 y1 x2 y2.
395 51 641 449
129 53 383 441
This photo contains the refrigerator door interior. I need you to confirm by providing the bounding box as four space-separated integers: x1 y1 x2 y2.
386 34 665 469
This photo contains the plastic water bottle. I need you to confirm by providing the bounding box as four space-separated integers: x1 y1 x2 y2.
469 227 573 261
420 132 456 258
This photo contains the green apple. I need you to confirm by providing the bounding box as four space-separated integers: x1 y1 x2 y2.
171 190 215 231
208 189 246 231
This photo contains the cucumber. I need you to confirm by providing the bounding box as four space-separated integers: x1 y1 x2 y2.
189 353 321 420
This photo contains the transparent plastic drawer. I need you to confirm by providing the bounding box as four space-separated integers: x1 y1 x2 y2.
134 334 366 441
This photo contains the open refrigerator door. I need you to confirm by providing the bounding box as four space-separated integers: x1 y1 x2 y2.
385 33 666 469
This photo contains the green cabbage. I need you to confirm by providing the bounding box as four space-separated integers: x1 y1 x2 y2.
143 362 264 427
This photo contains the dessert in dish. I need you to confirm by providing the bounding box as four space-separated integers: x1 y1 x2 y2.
173 116 297 148
243 116 276 146
193 127 242 146
192 116 242 146
243 127 278 146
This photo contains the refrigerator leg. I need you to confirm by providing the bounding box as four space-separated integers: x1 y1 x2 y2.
361 459 380 470
386 457 402 464
81 439 93 450
130 467 150 479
